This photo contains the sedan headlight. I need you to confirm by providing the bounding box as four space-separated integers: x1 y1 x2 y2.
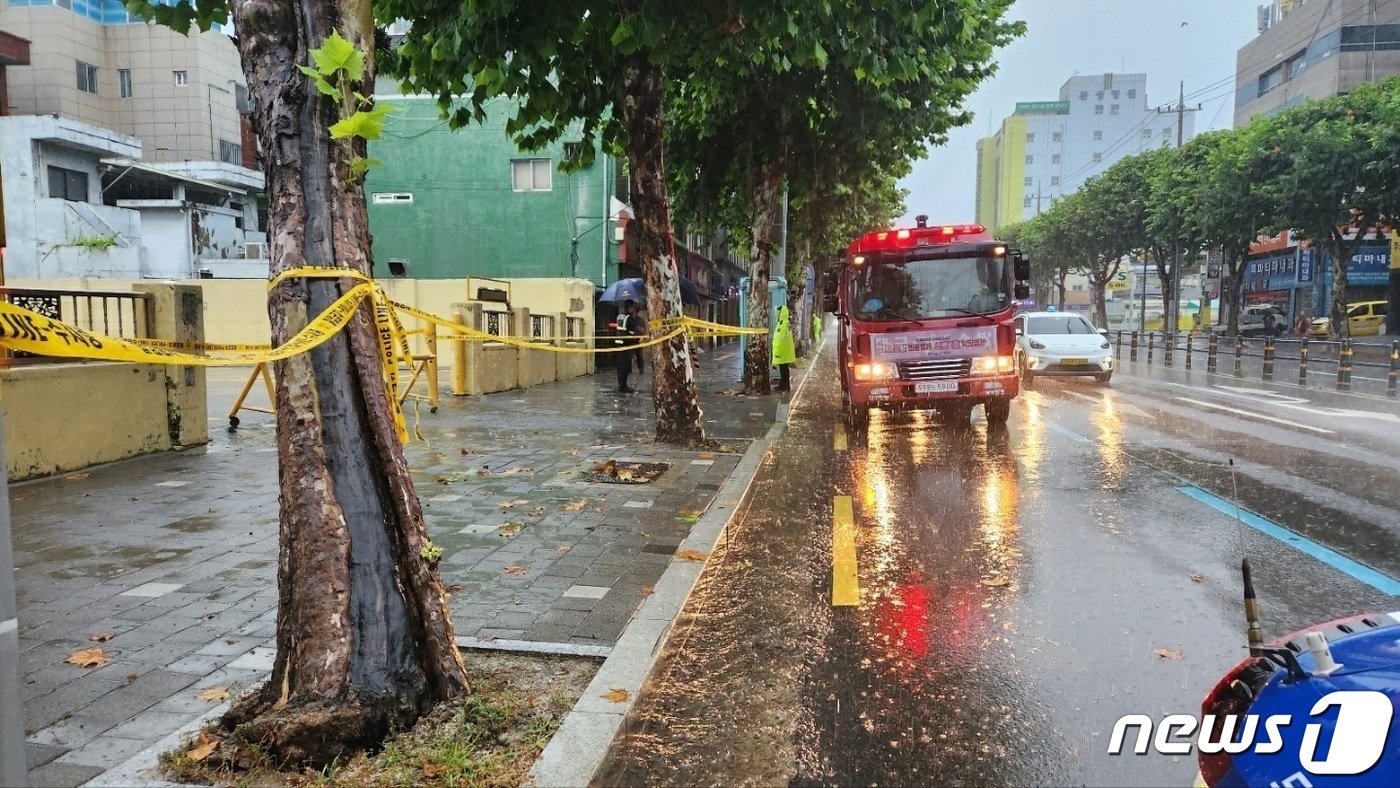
1028 339 1046 350
971 355 1016 375
854 362 896 381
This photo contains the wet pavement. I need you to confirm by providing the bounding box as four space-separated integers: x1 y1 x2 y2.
598 330 1400 786
11 343 778 787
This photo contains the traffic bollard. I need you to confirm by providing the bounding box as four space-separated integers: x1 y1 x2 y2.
1389 340 1398 398
1207 332 1219 374
1165 331 1175 366
1234 336 1244 377
1147 331 1155 364
1262 337 1276 381
1298 336 1309 387
1337 338 1353 391
1185 331 1194 370
1115 331 1123 360
1130 331 1139 363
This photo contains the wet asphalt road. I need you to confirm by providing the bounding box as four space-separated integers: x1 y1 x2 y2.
597 334 1400 787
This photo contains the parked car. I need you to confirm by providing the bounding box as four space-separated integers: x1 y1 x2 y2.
1311 300 1389 339
1014 311 1114 386
1239 304 1287 337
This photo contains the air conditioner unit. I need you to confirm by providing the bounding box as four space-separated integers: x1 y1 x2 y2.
243 242 266 259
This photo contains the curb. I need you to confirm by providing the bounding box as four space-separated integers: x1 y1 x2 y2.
527 343 821 788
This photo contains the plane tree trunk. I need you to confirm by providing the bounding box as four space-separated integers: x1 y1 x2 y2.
743 154 786 395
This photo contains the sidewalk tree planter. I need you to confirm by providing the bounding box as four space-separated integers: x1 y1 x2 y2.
128 0 467 766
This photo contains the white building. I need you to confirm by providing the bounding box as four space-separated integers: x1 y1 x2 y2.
976 73 1194 230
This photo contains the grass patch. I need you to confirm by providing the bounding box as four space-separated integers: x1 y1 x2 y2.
160 652 598 788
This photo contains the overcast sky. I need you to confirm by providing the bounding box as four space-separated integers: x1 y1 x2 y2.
897 0 1262 225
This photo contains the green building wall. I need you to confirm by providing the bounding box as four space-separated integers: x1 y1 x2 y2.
364 93 622 285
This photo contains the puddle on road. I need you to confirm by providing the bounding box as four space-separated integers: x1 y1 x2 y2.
163 514 222 533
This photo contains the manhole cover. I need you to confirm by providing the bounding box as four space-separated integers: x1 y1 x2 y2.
583 460 670 484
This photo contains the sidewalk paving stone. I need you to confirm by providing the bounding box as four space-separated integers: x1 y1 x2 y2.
12 344 788 785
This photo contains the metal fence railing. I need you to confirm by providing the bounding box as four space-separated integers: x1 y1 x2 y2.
1114 329 1399 398
1 287 152 365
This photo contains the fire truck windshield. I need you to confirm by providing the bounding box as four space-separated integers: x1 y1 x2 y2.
849 255 1009 321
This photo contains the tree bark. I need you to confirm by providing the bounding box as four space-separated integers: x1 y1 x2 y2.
222 0 467 766
1225 253 1245 336
618 53 704 445
744 154 787 395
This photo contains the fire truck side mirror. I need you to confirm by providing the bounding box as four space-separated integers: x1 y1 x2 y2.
821 277 841 315
1013 253 1031 282
1014 283 1030 300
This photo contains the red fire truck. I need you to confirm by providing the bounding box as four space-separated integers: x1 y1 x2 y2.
823 217 1030 429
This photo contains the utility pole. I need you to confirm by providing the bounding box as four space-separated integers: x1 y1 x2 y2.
1158 80 1202 334
0 390 25 786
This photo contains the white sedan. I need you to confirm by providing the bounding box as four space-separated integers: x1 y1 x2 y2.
1014 311 1114 386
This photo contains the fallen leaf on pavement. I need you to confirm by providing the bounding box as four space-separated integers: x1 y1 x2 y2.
979 577 1010 587
675 549 709 562
697 452 716 460
66 648 108 668
555 545 572 553
528 507 547 517
64 472 90 481
601 688 630 703
126 672 139 683
89 631 116 643
499 499 528 509
459 447 471 455
562 499 588 511
641 586 654 596
1154 648 1184 660
1190 574 1204 583
504 565 528 575
197 687 230 702
187 731 221 762
503 467 535 475
716 389 744 396
499 522 525 536
676 510 704 523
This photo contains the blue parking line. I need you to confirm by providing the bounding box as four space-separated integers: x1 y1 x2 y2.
1045 422 1090 443
1178 486 1400 596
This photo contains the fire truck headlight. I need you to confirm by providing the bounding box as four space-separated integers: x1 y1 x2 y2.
972 356 1015 375
854 362 895 381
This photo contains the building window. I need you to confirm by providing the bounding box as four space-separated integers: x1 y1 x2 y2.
511 158 552 192
1079 90 1088 100
75 61 98 94
1143 128 1153 139
1024 177 1033 187
1110 104 1120 114
1025 132 1035 143
118 68 132 98
219 140 242 164
1092 152 1102 162
1096 91 1104 100
1023 197 1032 208
234 84 250 112
1094 104 1104 115
1112 90 1120 99
371 192 414 205
1128 88 1137 99
1051 176 1060 185
47 166 89 202
174 70 188 87
1258 66 1283 95
1093 130 1103 141
1052 131 1062 142
1052 153 1061 164
1025 155 1033 165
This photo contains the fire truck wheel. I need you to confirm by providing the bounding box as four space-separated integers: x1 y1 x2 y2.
985 398 1011 426
845 405 869 431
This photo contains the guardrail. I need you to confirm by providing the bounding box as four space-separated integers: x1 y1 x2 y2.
0 287 152 365
1113 329 1399 398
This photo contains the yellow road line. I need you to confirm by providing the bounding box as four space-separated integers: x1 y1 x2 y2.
832 495 859 606
833 423 848 451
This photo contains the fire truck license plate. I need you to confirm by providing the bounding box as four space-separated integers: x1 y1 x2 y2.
914 381 958 394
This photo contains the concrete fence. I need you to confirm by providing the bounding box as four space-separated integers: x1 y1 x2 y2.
2 283 209 481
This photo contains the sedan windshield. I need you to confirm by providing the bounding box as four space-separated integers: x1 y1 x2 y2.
849 256 1009 321
1026 315 1096 334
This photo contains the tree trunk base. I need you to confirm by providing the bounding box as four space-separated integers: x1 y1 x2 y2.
221 680 419 767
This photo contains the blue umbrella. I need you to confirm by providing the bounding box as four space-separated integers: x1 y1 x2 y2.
599 277 701 306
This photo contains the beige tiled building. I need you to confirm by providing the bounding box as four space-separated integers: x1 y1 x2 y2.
0 0 249 166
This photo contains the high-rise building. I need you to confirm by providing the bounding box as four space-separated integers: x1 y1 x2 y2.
0 0 252 168
1235 0 1400 127
974 73 1191 232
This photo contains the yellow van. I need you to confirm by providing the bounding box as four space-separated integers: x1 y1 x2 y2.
1309 300 1388 337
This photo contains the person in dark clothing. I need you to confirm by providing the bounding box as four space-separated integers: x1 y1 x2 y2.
615 301 645 393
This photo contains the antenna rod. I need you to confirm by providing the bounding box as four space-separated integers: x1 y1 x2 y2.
1243 558 1264 655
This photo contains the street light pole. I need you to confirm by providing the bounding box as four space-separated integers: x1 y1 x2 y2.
0 394 26 786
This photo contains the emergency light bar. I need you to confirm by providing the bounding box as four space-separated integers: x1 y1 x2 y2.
847 223 988 255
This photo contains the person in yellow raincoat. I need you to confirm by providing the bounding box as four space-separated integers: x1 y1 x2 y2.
772 305 797 392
